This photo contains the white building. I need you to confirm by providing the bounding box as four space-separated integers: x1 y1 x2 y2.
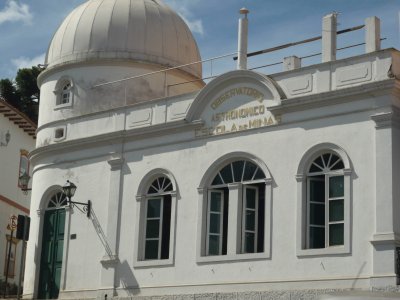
0 99 36 289
24 0 400 299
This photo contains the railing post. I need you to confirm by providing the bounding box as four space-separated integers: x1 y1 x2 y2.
365 16 381 53
322 13 338 62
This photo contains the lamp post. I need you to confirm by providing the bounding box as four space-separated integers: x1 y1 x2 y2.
62 180 91 218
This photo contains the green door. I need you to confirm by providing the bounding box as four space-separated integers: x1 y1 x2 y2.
38 209 66 299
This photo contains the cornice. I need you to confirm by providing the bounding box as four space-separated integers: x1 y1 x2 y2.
371 107 400 129
268 79 396 115
30 119 204 163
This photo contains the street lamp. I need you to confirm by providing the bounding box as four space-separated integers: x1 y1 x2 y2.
62 180 91 218
19 172 32 194
0 130 10 147
62 180 77 199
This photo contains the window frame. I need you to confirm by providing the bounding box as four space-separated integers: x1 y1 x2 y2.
206 189 225 256
296 144 352 257
242 185 259 254
54 77 74 109
134 171 177 268
197 154 272 264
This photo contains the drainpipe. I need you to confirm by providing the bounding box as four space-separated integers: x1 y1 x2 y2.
237 7 249 70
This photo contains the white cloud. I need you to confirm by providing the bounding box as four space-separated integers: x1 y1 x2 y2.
180 14 204 36
165 0 204 35
0 1 32 25
11 53 45 70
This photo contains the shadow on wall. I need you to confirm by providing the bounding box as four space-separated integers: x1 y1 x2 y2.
118 260 139 296
89 208 139 296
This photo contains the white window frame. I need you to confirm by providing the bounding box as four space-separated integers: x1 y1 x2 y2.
296 145 352 257
197 155 272 264
143 197 164 260
54 77 74 110
134 171 177 268
206 190 225 256
53 126 67 142
242 185 259 254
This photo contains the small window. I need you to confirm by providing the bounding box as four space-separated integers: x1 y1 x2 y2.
55 78 74 108
18 150 29 188
54 127 66 141
61 83 71 105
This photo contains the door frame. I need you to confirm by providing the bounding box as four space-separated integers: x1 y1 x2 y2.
35 188 72 299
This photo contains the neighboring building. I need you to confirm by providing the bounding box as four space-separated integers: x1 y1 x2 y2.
0 99 36 288
23 1 400 299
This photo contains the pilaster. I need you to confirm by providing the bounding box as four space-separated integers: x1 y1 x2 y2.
98 155 125 297
370 110 400 287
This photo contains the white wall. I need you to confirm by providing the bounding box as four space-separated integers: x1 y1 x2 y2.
24 50 400 298
0 111 35 286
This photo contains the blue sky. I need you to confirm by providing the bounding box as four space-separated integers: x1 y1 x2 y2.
0 0 399 80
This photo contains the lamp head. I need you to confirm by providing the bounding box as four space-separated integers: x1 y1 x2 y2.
63 180 77 199
19 172 31 189
5 130 10 145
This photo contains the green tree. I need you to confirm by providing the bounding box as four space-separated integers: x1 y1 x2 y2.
0 79 21 110
0 66 41 123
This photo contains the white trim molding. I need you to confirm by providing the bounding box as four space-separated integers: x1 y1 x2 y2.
196 152 273 264
133 169 178 268
296 143 352 257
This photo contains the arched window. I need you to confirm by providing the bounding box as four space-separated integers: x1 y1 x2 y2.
197 155 272 262
55 77 74 108
61 83 71 105
307 153 345 249
135 171 178 267
296 144 352 256
143 177 173 260
207 160 266 255
47 192 68 209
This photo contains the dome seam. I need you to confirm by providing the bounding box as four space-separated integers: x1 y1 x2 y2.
126 0 132 51
154 2 165 60
55 3 80 63
106 0 118 51
73 1 93 54
88 0 105 53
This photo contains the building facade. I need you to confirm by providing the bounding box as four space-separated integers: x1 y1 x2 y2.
24 0 400 299
0 99 36 289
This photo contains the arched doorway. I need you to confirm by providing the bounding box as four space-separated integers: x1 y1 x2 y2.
37 192 68 299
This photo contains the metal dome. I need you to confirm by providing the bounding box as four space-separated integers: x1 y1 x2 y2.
45 0 202 78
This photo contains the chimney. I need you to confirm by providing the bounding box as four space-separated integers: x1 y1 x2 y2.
237 8 249 70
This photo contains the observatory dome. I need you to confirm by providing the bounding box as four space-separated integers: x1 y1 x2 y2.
45 0 202 78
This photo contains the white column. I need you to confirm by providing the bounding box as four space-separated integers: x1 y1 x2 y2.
99 156 124 298
322 13 337 63
365 16 381 53
237 8 249 70
370 111 400 287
